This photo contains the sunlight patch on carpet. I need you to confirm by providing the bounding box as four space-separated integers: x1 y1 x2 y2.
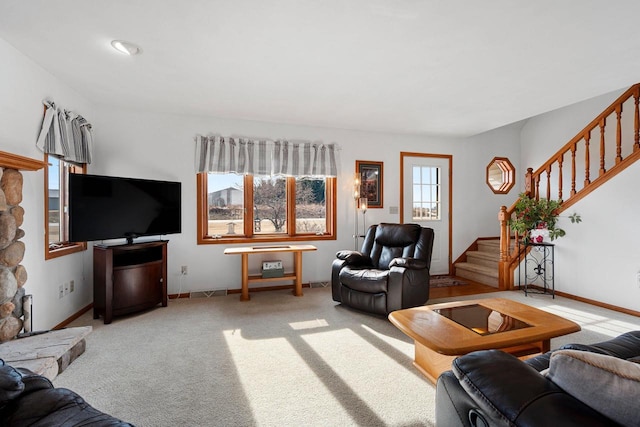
222 330 352 425
302 328 429 426
289 318 329 330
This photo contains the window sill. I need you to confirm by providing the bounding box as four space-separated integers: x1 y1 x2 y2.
197 234 335 245
45 242 87 260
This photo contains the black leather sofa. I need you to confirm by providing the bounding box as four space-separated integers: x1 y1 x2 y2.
436 331 640 427
331 223 434 315
0 359 131 426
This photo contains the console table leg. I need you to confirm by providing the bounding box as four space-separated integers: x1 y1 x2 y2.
240 253 250 301
293 251 303 297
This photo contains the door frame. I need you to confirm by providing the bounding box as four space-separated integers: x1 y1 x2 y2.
399 152 453 275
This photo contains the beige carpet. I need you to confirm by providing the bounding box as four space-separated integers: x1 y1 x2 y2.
53 288 640 426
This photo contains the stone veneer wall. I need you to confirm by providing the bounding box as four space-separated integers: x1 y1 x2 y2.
0 168 28 342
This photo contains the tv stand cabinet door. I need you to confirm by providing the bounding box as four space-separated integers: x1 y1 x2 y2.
112 261 163 316
93 241 168 324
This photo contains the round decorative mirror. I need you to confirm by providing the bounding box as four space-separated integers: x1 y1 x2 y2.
486 157 515 194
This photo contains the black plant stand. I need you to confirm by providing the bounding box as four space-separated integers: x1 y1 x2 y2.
518 242 555 298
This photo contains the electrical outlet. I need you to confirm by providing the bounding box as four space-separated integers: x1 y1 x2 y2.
58 285 64 299
181 265 188 275
70 280 75 292
63 282 69 295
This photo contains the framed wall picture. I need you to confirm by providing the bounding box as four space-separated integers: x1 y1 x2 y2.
356 160 383 208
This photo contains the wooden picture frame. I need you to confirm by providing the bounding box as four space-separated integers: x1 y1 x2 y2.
356 160 383 208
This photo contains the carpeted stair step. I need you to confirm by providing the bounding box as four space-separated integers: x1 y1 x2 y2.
454 238 517 287
454 262 498 287
477 239 500 253
476 239 516 256
465 250 499 269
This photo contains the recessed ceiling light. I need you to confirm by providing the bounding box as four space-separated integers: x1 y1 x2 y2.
110 40 142 56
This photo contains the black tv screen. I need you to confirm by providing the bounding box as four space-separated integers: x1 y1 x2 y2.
68 174 181 243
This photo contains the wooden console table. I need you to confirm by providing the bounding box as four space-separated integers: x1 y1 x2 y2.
223 244 317 301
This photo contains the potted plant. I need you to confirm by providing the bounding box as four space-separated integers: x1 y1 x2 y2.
509 193 581 243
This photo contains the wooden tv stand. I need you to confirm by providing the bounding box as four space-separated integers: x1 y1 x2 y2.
93 240 168 324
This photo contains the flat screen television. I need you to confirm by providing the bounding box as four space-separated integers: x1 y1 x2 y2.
68 174 181 244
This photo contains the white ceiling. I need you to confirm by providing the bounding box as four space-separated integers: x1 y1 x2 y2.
2 0 640 137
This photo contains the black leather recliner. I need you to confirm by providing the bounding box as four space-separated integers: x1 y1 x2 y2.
436 331 640 427
0 359 131 426
331 223 434 315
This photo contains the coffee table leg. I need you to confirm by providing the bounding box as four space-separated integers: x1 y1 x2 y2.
540 339 550 353
414 342 457 384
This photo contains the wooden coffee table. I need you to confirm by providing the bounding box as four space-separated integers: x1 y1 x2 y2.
389 297 581 383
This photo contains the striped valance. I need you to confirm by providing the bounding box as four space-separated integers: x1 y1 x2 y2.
195 135 339 177
35 100 93 165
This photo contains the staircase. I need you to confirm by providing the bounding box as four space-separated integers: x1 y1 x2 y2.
454 83 640 289
454 239 500 287
497 83 640 289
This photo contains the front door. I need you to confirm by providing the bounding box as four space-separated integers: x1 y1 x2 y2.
401 153 452 275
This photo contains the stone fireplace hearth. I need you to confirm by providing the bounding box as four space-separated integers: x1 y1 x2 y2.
0 150 91 380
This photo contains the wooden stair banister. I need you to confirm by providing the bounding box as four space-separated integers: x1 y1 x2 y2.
498 83 640 289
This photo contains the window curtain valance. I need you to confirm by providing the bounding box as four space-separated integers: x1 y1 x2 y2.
36 100 93 165
195 134 339 177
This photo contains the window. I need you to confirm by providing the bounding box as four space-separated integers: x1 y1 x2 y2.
412 165 441 220
486 156 515 194
45 155 86 259
197 173 336 244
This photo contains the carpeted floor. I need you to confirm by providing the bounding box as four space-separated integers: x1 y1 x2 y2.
53 288 640 426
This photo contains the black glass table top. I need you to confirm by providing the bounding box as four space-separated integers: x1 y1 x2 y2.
434 304 532 336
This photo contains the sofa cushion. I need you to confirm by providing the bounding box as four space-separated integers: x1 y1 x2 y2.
0 365 24 406
547 349 640 427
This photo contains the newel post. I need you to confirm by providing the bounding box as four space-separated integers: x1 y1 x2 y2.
498 206 509 262
498 205 510 290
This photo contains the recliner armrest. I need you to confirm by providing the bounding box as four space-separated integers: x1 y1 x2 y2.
17 369 54 395
451 350 615 426
0 365 25 405
389 257 427 270
335 250 372 266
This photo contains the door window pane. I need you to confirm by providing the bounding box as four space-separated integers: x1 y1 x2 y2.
412 166 441 220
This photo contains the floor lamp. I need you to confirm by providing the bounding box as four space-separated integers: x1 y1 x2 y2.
353 173 360 250
359 197 368 237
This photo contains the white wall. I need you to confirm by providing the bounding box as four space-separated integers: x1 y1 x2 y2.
0 34 526 328
520 90 640 311
0 38 95 330
90 106 518 295
460 122 523 245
